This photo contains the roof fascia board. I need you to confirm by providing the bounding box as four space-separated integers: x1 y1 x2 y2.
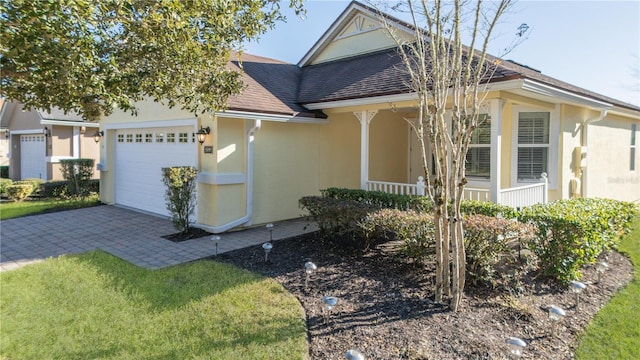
297 2 415 67
304 92 417 110
41 119 99 127
219 110 328 124
521 79 612 110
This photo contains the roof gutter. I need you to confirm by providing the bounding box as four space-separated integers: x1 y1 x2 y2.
219 109 328 124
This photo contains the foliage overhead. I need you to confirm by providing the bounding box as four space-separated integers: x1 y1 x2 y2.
0 0 304 120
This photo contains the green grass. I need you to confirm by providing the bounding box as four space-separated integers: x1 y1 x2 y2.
0 251 307 360
575 215 640 359
0 195 101 220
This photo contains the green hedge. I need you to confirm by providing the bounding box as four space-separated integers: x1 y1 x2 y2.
519 198 638 283
0 178 12 196
360 208 435 261
320 187 432 212
460 200 517 219
6 184 32 202
463 214 535 286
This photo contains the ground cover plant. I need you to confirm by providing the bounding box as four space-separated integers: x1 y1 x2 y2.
0 251 307 360
575 214 640 359
0 195 101 220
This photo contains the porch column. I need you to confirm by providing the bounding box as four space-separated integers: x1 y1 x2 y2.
354 110 378 190
489 99 504 204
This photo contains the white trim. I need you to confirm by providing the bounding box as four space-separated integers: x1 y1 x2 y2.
298 2 415 67
40 119 99 127
520 79 612 110
197 172 246 185
103 118 196 130
489 99 504 203
217 110 327 124
47 155 75 163
334 14 382 41
9 129 45 135
72 127 80 158
511 105 559 190
304 92 417 110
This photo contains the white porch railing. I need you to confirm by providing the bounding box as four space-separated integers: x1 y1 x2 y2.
365 173 548 209
367 176 426 196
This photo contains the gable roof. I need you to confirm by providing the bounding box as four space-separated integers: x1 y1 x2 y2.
293 1 640 114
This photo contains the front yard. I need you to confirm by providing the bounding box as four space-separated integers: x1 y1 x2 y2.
0 251 307 359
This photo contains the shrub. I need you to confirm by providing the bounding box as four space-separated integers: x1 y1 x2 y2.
460 200 517 219
21 178 45 195
299 195 377 245
60 159 95 198
162 166 197 234
360 208 435 261
320 187 432 212
519 198 638 283
463 214 535 286
6 184 32 202
0 166 8 178
41 180 68 198
0 178 12 196
11 180 34 195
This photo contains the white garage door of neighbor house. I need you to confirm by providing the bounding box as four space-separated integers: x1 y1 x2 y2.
114 126 197 217
20 134 47 179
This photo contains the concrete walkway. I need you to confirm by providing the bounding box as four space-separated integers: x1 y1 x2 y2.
0 205 318 272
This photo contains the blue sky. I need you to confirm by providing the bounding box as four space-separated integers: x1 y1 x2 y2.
244 0 640 107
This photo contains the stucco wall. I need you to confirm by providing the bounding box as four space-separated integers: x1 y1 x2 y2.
369 111 409 183
585 113 640 202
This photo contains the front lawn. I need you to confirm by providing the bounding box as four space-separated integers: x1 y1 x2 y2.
0 195 101 220
575 214 640 359
0 251 307 359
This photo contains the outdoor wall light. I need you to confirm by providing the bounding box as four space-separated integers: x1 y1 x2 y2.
196 126 210 145
506 337 526 357
4 130 9 139
43 127 50 137
93 130 104 143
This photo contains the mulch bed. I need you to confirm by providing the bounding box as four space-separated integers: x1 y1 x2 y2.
215 232 633 360
163 227 212 242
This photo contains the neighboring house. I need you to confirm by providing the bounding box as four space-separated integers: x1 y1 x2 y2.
98 1 640 233
0 100 100 180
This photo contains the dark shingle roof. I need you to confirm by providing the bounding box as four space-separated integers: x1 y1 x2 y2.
227 53 324 118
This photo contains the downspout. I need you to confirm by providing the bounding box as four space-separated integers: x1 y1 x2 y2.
580 109 607 198
197 119 261 234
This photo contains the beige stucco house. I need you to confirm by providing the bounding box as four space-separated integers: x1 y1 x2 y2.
0 100 100 180
98 1 640 233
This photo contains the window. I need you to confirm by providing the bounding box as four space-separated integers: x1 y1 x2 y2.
145 133 153 143
156 133 164 143
517 112 550 180
167 133 175 143
632 124 637 171
117 134 124 143
178 132 188 143
135 133 142 143
126 134 133 143
465 114 491 178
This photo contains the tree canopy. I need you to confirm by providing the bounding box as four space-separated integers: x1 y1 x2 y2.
0 0 304 120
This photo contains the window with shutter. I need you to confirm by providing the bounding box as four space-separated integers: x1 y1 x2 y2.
517 112 550 180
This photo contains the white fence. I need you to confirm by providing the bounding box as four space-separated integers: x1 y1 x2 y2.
366 173 548 209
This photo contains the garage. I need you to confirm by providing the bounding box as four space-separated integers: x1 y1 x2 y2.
114 126 197 217
20 134 47 179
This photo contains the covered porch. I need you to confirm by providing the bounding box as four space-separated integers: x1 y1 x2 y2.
353 98 549 209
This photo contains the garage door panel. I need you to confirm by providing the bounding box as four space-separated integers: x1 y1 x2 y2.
114 126 196 216
20 135 47 180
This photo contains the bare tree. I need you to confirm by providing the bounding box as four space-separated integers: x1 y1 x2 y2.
376 0 517 311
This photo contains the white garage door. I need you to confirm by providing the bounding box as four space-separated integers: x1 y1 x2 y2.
20 134 47 179
114 126 197 216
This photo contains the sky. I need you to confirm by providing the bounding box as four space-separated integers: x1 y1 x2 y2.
243 0 640 107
